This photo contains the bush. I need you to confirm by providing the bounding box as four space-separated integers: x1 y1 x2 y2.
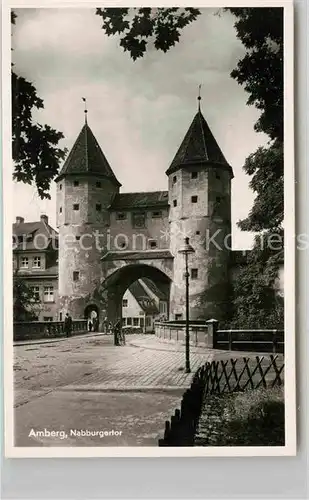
195 386 285 447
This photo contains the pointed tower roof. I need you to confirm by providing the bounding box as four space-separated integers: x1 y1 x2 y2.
166 110 233 177
56 123 121 186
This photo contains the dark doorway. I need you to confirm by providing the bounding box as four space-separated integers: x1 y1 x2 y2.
84 304 99 332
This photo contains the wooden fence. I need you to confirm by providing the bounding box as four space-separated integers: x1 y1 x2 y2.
14 320 88 341
158 355 284 446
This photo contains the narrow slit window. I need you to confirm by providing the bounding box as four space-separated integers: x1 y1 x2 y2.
191 268 198 279
73 271 80 281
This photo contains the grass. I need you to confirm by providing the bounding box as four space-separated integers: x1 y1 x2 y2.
194 386 285 447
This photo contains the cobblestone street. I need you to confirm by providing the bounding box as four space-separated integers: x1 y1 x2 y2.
14 334 214 447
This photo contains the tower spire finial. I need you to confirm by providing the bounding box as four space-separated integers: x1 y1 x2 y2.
82 97 88 124
197 84 202 111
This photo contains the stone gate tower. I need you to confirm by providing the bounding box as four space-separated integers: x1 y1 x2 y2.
167 103 234 321
55 117 121 320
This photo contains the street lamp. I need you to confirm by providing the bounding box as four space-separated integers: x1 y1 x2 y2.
178 237 195 373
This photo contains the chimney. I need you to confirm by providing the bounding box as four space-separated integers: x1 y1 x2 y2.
40 214 48 225
16 216 24 224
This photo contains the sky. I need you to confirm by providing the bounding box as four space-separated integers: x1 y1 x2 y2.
11 7 268 249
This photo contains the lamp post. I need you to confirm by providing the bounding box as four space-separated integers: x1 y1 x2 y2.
178 237 195 373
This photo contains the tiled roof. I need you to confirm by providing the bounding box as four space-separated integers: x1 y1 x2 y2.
129 280 159 315
56 123 121 186
13 220 58 251
166 110 233 175
101 250 173 261
140 278 168 301
109 191 169 210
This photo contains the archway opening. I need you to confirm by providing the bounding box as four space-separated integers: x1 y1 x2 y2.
101 263 171 332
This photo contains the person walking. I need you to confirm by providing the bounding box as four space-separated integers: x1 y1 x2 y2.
88 318 93 332
64 312 72 338
113 320 121 346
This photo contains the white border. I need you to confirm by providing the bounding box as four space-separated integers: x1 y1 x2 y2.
3 0 296 457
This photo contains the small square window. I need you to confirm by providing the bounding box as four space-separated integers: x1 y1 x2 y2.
132 212 146 228
73 271 80 281
33 256 41 269
21 257 29 268
73 204 79 211
96 181 102 188
59 207 62 213
173 176 177 184
73 180 79 187
151 211 162 218
116 212 126 220
196 231 200 235
122 299 128 307
191 268 198 279
76 236 81 241
59 184 62 190
96 203 102 212
30 286 40 301
43 286 54 302
149 240 157 249
191 196 198 203
173 200 177 207
216 173 221 180
191 171 198 179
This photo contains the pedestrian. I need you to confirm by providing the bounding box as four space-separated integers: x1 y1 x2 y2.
113 320 121 346
88 318 93 332
64 312 73 338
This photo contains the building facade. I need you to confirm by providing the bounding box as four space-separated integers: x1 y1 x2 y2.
122 278 168 333
13 215 59 322
51 105 281 327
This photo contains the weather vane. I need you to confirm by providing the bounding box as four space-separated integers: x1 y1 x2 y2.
82 97 88 123
197 84 202 110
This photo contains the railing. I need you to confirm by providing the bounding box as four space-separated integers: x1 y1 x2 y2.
155 321 284 354
154 321 209 346
14 320 88 341
214 329 284 354
159 355 284 446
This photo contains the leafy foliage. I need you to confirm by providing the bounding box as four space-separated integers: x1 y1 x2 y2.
96 8 201 60
227 8 283 142
12 13 66 199
230 232 284 329
13 275 41 322
196 387 285 447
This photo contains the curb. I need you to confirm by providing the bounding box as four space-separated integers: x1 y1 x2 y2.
14 332 107 347
58 385 189 393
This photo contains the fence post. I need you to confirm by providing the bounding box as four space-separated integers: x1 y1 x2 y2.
228 330 232 351
205 319 218 348
272 330 277 354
